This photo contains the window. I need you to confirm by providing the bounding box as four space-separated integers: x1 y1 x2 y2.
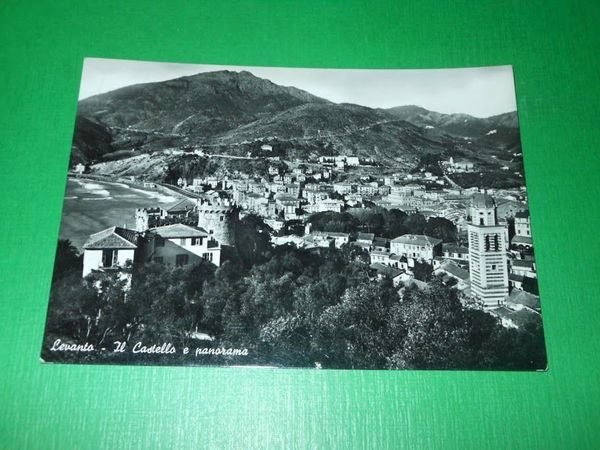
102 249 116 267
180 238 186 246
191 237 203 246
176 254 189 266
491 264 496 270
202 252 213 262
219 215 224 222
480 218 484 225
154 256 163 264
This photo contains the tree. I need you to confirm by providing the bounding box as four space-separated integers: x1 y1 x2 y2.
383 209 408 238
424 217 458 242
402 213 427 234
387 279 470 369
412 261 434 282
313 280 399 369
307 211 359 234
53 239 82 279
234 214 273 268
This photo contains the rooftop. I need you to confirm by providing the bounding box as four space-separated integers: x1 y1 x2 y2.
357 232 375 241
164 197 196 213
506 289 541 310
437 260 470 281
442 243 469 254
370 263 403 278
83 226 138 250
149 223 209 239
512 259 535 268
494 305 541 329
373 237 390 247
511 235 533 245
471 193 496 209
391 234 442 246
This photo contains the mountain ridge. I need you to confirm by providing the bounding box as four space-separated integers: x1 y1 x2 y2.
71 70 522 176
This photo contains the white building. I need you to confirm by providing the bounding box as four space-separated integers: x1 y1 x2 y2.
512 210 533 249
390 234 442 262
467 194 509 308
147 224 221 267
303 231 350 248
82 227 139 278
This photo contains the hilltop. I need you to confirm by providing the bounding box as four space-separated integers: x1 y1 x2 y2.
71 70 523 183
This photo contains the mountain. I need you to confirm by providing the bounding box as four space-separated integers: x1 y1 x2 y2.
78 70 330 138
70 114 114 164
386 105 519 142
72 70 522 183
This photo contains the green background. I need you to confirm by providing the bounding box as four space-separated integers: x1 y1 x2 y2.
1 0 599 448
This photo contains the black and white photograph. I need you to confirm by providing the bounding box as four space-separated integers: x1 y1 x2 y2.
41 58 547 370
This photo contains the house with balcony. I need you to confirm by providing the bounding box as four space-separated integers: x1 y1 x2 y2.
82 226 139 278
146 224 221 267
81 223 222 280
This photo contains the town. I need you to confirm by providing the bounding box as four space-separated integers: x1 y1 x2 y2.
75 145 540 332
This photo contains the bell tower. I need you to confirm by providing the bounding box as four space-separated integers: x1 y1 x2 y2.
467 194 509 308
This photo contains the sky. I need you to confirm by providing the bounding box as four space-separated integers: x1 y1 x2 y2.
79 58 517 118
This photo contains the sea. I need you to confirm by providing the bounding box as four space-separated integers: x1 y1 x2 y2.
58 178 180 251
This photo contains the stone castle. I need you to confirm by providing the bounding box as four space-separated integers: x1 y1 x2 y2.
135 196 239 247
196 197 239 247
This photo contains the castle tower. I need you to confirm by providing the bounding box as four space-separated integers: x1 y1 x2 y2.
135 208 149 233
467 194 509 308
196 198 239 246
135 207 162 232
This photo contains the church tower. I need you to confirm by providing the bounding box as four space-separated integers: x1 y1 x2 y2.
467 194 509 308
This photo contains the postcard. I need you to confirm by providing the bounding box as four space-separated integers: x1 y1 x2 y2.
41 58 546 369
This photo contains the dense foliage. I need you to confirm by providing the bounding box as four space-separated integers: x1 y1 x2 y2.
43 239 546 370
307 208 457 242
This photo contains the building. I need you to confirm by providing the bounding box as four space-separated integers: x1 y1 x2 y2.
82 226 139 278
146 223 221 266
161 197 196 219
356 232 375 247
345 156 360 166
512 210 533 249
333 182 353 195
73 163 86 174
496 199 527 219
390 234 442 262
372 237 390 252
467 194 509 308
511 259 536 278
135 207 163 232
442 243 469 261
369 250 391 265
434 260 470 291
196 197 239 246
307 198 344 213
304 231 350 248
369 263 404 287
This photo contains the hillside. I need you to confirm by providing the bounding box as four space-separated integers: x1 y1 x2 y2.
78 70 330 137
386 105 520 149
71 70 523 184
70 115 115 164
